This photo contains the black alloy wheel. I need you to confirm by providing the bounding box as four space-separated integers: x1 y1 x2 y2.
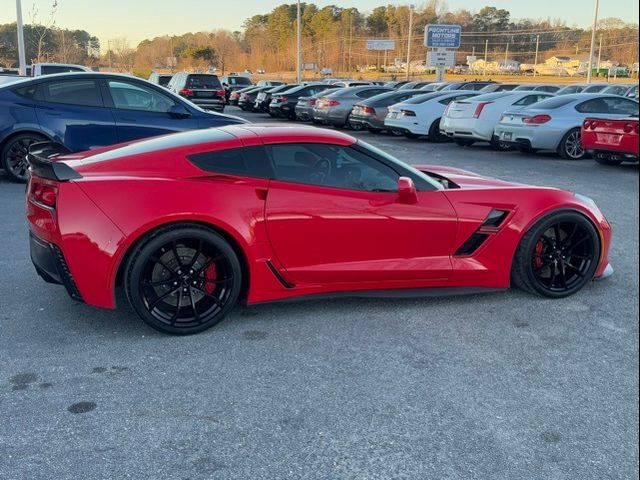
512 211 600 298
1 133 45 182
125 225 242 334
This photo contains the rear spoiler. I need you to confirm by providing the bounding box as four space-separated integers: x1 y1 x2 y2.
26 142 81 181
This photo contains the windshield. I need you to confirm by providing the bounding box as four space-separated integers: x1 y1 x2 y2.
186 75 221 89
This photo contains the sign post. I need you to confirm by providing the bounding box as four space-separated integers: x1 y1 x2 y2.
366 39 396 74
424 24 461 82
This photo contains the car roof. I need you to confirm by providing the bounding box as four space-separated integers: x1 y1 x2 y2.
221 124 355 145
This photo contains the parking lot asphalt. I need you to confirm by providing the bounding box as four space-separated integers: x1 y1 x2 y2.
1 108 638 480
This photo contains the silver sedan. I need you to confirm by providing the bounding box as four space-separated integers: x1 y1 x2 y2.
494 94 639 159
312 86 393 128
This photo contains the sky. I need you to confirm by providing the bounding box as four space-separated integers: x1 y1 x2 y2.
1 0 637 50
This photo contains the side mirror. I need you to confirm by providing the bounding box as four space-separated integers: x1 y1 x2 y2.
397 176 418 204
168 104 191 119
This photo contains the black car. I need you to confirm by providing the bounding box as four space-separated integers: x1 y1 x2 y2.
255 83 297 113
269 83 340 119
166 72 226 112
398 81 434 90
148 72 173 87
228 85 258 106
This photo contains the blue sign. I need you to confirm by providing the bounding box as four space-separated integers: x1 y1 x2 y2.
425 24 461 49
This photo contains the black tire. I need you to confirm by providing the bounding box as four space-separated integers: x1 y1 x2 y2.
1 132 46 182
404 132 420 139
125 224 242 335
511 211 600 298
557 128 586 160
347 118 364 131
427 118 449 143
454 138 474 147
389 129 404 137
594 155 623 166
368 127 382 134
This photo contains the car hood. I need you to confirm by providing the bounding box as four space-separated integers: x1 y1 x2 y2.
415 165 531 189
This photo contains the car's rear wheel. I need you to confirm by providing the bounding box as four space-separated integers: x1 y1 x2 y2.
427 119 449 142
368 127 382 134
511 211 600 298
389 129 404 136
1 133 45 182
125 225 242 335
490 136 514 151
404 132 420 139
558 128 586 160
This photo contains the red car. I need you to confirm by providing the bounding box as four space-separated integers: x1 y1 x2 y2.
26 125 613 334
582 116 639 166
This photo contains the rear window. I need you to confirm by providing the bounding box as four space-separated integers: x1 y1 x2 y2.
524 96 575 110
40 65 86 75
158 75 173 87
403 92 445 104
471 92 513 102
186 74 221 89
226 77 252 86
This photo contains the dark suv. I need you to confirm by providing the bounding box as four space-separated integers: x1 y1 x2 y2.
167 73 226 112
220 75 253 103
269 83 340 119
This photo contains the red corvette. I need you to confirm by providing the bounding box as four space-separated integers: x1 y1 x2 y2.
26 125 613 334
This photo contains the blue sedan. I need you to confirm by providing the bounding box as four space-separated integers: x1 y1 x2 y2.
0 72 247 181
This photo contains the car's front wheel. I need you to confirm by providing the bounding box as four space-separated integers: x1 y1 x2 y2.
558 128 586 160
125 225 243 335
1 133 45 182
511 211 600 298
427 119 449 143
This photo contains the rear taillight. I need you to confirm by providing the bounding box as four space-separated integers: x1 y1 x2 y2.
362 106 376 115
32 182 58 208
231 92 240 99
179 88 194 97
473 101 491 118
401 109 416 117
216 89 226 97
309 99 317 105
523 114 551 124
583 119 597 129
325 99 340 107
623 123 634 133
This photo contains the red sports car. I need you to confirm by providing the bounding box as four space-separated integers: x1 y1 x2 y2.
26 125 613 334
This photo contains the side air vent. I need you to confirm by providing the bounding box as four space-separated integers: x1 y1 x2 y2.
454 209 511 256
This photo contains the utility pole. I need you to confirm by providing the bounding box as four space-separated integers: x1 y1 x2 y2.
16 0 27 75
296 0 302 83
108 40 112 69
504 42 509 65
348 12 353 73
405 4 414 81
597 34 602 71
170 36 174 73
533 34 540 78
587 0 600 83
483 39 488 77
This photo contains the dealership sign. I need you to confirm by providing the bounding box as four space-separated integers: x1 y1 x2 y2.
425 24 462 49
366 39 396 51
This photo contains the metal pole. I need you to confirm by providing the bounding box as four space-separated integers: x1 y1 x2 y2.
597 34 602 71
405 4 414 81
587 0 599 83
16 0 27 75
483 39 488 77
296 0 302 83
533 34 539 77
504 42 508 65
108 40 112 69
348 13 353 73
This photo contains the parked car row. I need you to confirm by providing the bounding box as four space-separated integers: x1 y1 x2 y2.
248 79 639 165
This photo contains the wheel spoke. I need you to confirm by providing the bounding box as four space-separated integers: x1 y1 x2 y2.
148 286 180 311
566 236 589 252
149 256 178 277
186 239 203 269
562 223 579 247
141 278 175 288
188 286 201 323
171 241 183 267
191 285 224 308
194 254 225 276
170 289 184 325
203 277 233 284
553 224 562 243
559 263 568 289
547 264 558 287
569 253 593 260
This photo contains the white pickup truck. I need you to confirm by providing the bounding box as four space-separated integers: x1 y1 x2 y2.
30 63 93 76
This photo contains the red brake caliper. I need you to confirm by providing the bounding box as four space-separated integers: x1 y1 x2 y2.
204 263 218 294
533 240 544 269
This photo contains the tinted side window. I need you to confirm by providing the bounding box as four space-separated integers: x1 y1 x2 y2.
603 97 639 115
356 89 387 99
187 146 272 178
575 98 610 114
267 143 399 192
513 95 542 106
41 79 102 107
41 65 85 74
107 80 176 112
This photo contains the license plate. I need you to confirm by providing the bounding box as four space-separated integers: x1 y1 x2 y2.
502 132 513 141
257 93 266 101
197 91 214 97
596 133 621 144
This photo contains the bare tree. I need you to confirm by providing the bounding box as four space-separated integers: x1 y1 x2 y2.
112 38 135 72
29 1 58 63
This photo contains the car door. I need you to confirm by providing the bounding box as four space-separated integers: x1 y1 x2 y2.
264 143 457 285
32 77 117 151
104 79 201 142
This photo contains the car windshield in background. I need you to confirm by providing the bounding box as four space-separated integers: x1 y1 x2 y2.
228 77 252 85
525 96 576 110
186 75 221 89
